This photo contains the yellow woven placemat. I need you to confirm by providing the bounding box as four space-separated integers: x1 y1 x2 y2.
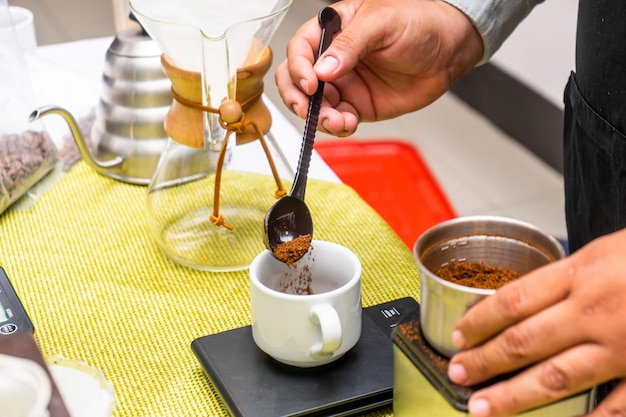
0 162 420 417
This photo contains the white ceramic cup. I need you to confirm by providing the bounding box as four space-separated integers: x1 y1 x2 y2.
250 240 362 367
0 6 37 52
0 354 51 417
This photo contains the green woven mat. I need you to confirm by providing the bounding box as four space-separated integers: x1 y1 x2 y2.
0 162 420 417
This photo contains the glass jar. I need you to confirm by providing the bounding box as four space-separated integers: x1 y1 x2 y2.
0 2 57 216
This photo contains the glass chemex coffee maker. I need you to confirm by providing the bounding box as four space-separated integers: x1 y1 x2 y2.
129 0 293 271
392 216 596 416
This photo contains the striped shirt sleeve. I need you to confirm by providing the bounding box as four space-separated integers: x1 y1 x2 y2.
442 0 545 64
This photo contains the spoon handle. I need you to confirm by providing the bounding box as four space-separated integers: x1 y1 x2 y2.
289 7 342 200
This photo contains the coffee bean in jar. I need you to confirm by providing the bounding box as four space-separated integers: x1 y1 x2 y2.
0 129 57 214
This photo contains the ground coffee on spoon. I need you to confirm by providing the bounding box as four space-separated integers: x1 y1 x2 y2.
273 234 315 295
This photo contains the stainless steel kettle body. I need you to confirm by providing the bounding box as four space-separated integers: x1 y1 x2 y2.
32 25 171 185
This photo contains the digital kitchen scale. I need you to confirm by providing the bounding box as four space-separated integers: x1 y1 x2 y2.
192 297 419 417
0 266 34 336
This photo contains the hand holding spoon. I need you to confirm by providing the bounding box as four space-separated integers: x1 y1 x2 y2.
264 7 342 263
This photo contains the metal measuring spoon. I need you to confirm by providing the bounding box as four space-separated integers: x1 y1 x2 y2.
264 7 342 262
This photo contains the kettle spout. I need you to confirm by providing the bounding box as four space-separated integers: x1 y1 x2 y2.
29 105 123 170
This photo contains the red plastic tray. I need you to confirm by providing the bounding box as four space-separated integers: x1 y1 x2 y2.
314 139 456 249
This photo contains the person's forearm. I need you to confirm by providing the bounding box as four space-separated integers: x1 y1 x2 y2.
442 0 545 63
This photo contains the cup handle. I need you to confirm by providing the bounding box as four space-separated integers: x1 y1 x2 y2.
309 304 342 358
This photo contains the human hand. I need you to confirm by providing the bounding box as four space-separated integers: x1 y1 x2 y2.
275 0 483 136
447 228 626 416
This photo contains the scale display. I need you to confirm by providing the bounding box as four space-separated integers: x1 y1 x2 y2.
0 267 34 335
0 300 8 322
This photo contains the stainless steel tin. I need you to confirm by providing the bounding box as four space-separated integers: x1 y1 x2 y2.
414 216 565 357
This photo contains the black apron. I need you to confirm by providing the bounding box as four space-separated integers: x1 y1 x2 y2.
563 0 626 403
565 0 626 250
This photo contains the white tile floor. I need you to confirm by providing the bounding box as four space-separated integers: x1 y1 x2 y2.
10 0 568 239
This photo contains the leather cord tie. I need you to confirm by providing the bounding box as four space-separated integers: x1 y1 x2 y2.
170 85 287 230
